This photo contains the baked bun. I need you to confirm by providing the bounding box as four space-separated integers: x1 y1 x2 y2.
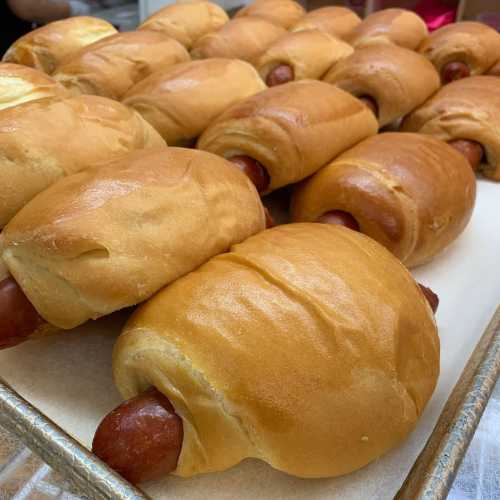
138 1 228 49
53 31 190 100
0 63 68 110
291 6 361 40
0 95 164 228
2 16 117 74
402 76 500 181
234 0 305 29
114 222 439 478
2 148 265 329
257 30 353 85
190 17 286 64
323 44 440 127
291 133 476 267
488 59 500 76
348 8 427 50
123 58 265 146
197 80 378 194
419 22 500 83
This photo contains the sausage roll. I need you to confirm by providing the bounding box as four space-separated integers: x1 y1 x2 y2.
0 147 265 349
419 22 500 84
348 8 427 50
0 95 164 228
291 133 476 267
323 45 440 128
2 16 117 74
257 30 353 87
197 80 378 194
138 1 228 49
488 59 500 76
190 17 287 65
234 0 305 29
93 223 439 483
123 58 265 146
53 31 190 100
0 63 68 111
402 76 500 180
290 6 361 40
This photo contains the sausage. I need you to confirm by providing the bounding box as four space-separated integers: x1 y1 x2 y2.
418 283 439 313
316 210 360 232
358 95 378 117
0 278 42 349
448 139 483 171
441 62 470 84
266 64 295 87
92 387 183 485
229 155 270 193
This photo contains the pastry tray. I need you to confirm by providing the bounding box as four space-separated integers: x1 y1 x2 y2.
0 180 499 500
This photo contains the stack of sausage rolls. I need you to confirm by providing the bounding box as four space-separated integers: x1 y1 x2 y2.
2 0 499 490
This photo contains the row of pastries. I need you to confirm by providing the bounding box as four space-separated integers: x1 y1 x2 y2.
0 0 497 489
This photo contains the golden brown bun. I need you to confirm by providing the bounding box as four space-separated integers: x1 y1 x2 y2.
0 63 68 110
402 76 500 181
290 6 361 40
234 0 305 29
190 17 287 64
488 59 500 76
291 133 476 267
138 1 228 49
348 8 427 50
323 44 440 127
2 16 117 74
197 80 378 193
114 223 439 478
123 58 266 145
53 31 190 100
257 30 353 83
0 95 164 228
419 22 500 81
2 148 265 329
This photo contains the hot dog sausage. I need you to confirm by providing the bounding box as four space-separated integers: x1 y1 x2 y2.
229 155 270 193
358 95 378 117
418 283 439 313
316 210 360 232
448 139 483 171
266 64 295 87
441 62 470 84
92 387 183 485
0 278 42 349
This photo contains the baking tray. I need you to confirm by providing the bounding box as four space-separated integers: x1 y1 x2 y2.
0 179 500 499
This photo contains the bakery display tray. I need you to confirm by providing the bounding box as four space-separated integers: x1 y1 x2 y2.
0 179 499 500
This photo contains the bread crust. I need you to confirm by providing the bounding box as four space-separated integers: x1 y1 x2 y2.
123 58 266 145
139 1 229 49
53 31 190 100
2 148 265 329
197 80 378 193
402 75 500 181
0 95 165 227
291 133 476 267
113 223 439 478
2 16 117 74
234 0 305 29
323 44 440 127
348 8 427 50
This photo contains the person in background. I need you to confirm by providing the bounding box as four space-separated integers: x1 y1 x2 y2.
1 1 94 56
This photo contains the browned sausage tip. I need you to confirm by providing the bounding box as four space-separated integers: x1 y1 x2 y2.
266 64 295 87
441 62 470 84
448 139 483 171
0 278 42 349
316 210 360 232
229 155 270 193
358 95 378 117
92 387 183 485
418 283 439 313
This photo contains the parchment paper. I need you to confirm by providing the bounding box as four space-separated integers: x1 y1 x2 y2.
1 180 499 499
